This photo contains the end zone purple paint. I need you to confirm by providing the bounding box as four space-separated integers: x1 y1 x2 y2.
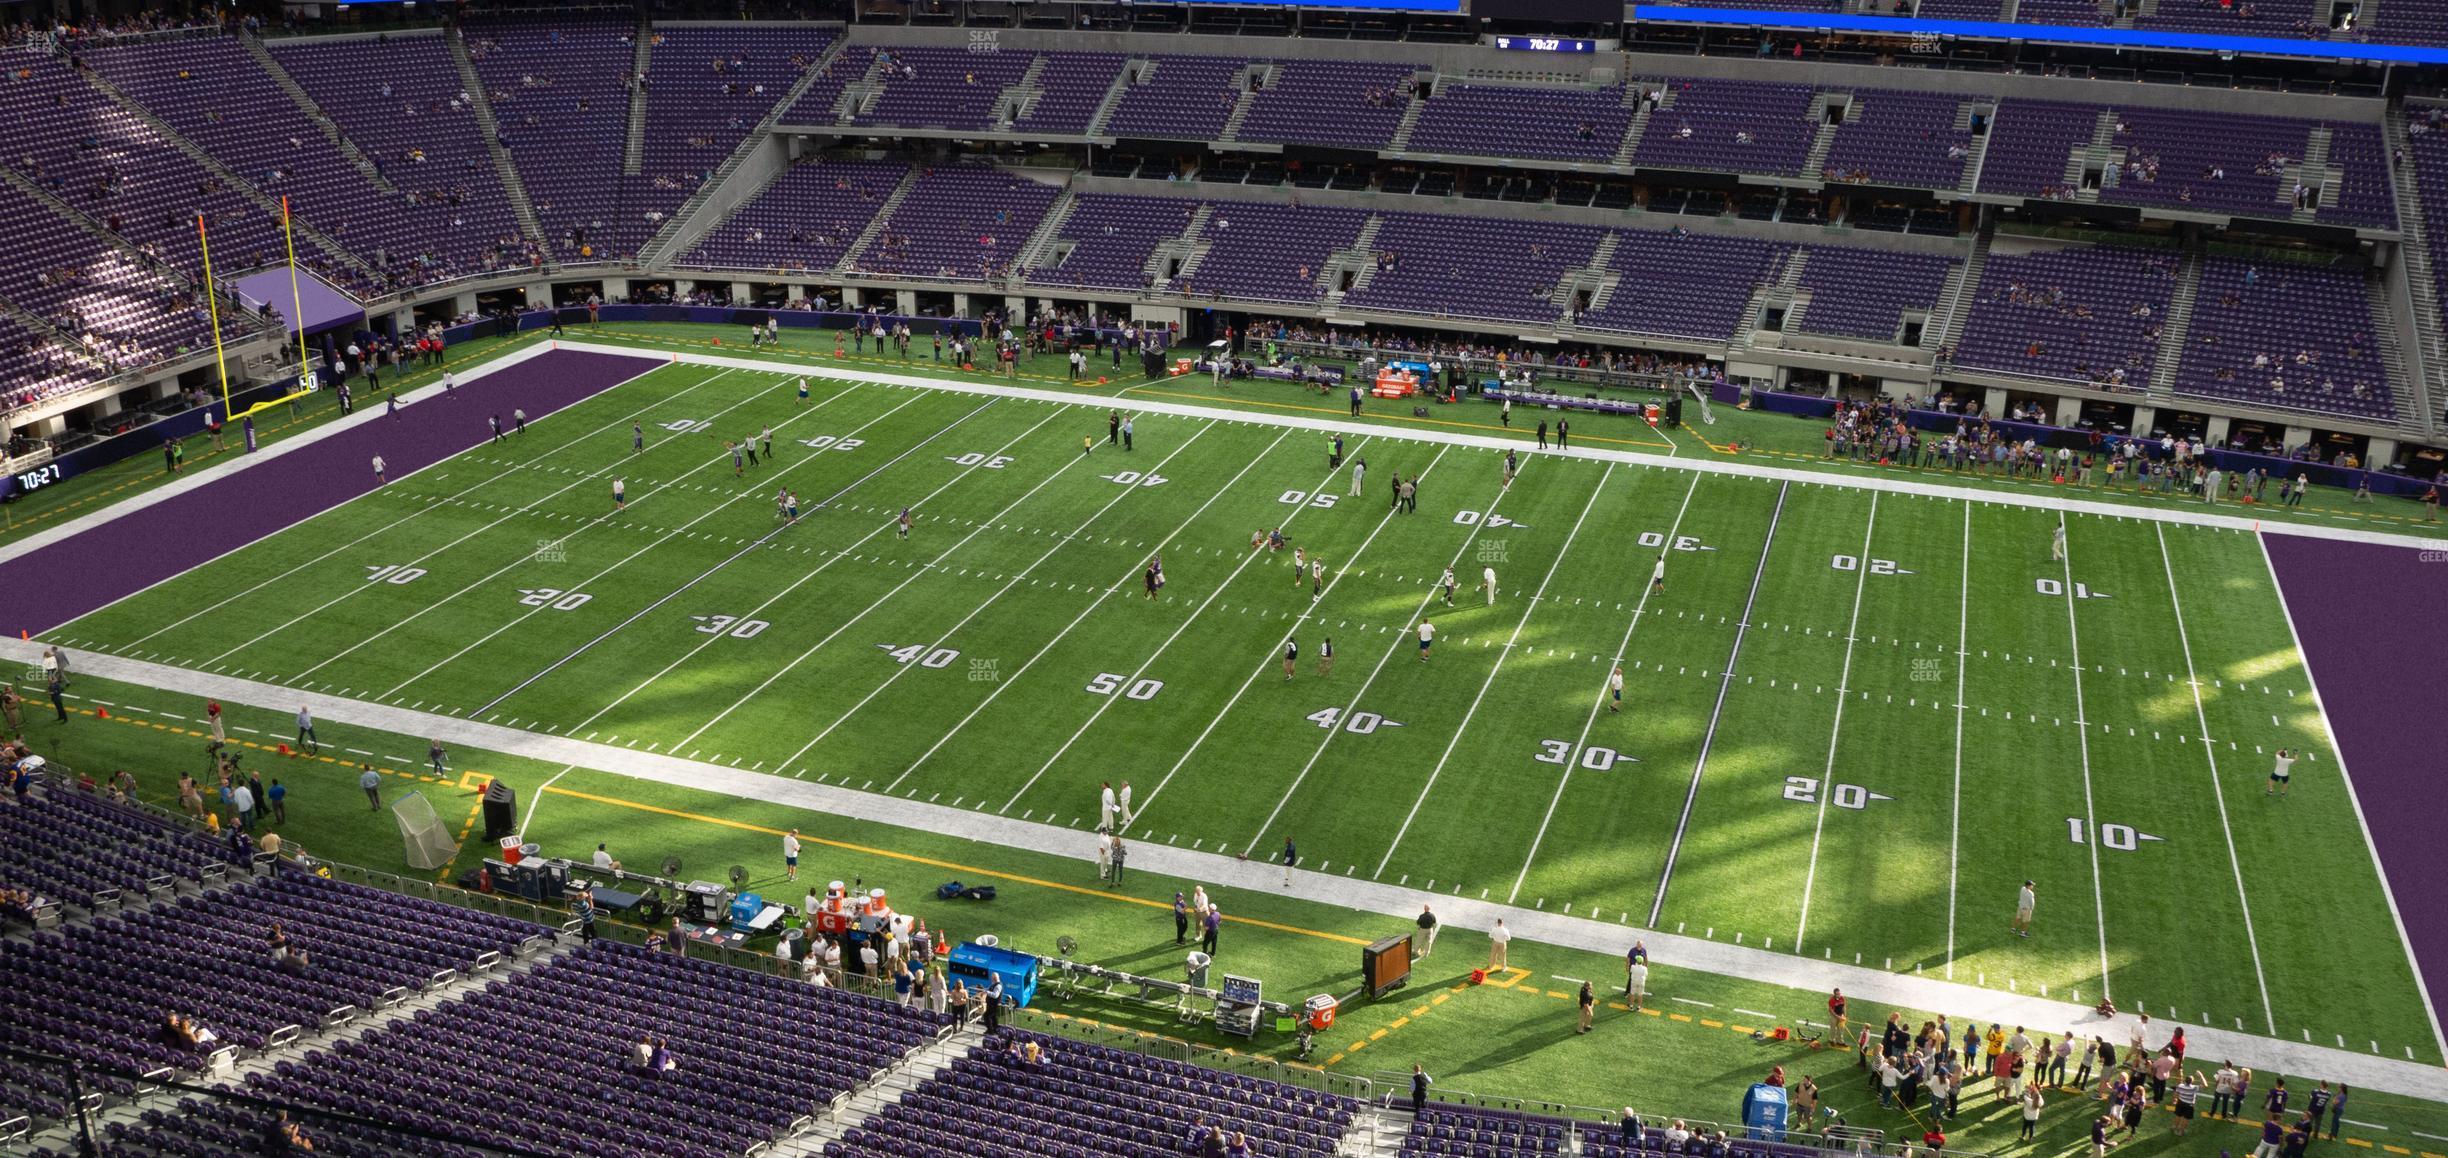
2262 531 2448 1031
2 349 662 637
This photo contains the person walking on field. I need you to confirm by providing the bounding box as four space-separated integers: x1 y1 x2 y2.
1608 665 1625 713
2012 879 2036 937
1650 554 1667 596
2052 522 2068 561
1415 905 1437 957
1350 458 1366 498
1487 918 1511 969
2268 748 2295 796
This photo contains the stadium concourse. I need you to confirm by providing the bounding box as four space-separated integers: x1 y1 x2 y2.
6 3 2448 1156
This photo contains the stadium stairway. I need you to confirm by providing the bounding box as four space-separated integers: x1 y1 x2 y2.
242 36 398 198
1086 59 1140 138
839 168 927 274
778 1022 988 1155
450 31 552 265
2147 246 2205 395
639 34 853 267
2384 104 2448 437
622 20 654 178
72 62 380 286
1220 66 1265 144
1927 221 1993 355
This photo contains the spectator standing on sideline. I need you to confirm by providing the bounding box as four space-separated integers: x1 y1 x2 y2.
1279 835 1296 886
2020 1087 2045 1141
2173 1071 2202 1136
2328 1085 2348 1139
1201 905 1221 955
1173 891 1191 945
1829 988 1849 1042
1487 918 1511 969
428 739 447 777
46 673 65 723
783 829 801 881
360 766 381 810
371 455 387 485
1412 1065 1432 1113
266 779 286 824
1109 836 1127 884
513 408 527 435
2012 879 2036 936
0 684 20 738
1415 905 1437 957
1625 953 1650 1009
2253 1112 2286 1158
1576 980 1596 1033
295 706 317 755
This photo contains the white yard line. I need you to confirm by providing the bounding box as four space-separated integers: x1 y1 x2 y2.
1649 480 1789 927
2156 523 2278 1036
558 405 1064 744
1792 492 1881 952
1944 501 1970 979
116 363 742 651
1375 463 1616 878
1507 472 1699 904
474 394 993 716
356 385 915 697
1133 444 1453 818
668 408 1130 753
774 421 1221 768
199 367 751 670
29 638 2447 1103
1240 451 1516 856
892 426 1300 798
2058 512 2115 998
2255 533 2448 1059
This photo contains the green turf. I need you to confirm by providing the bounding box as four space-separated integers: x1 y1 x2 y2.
27 672 2448 1158
35 348 2439 1071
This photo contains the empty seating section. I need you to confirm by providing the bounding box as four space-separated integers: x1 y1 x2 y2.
1015 52 1127 135
1952 244 2174 385
267 33 530 284
1979 99 2102 199
0 866 531 1122
0 787 222 910
2316 121 2397 228
854 46 1034 131
686 158 905 272
1400 1105 1569 1157
1796 246 1956 340
1824 89 1972 187
1345 213 1602 325
1185 203 1367 304
2101 107 2311 218
640 25 839 222
84 38 404 274
2174 257 2395 419
1634 79 1816 178
1579 231 1788 341
1913 0 2007 17
851 167 1059 281
827 1027 1357 1158
469 19 646 261
1104 54 1246 140
2408 121 2448 355
183 942 943 1158
2370 0 2448 45
784 44 876 123
2139 0 2326 34
1028 194 1200 289
0 184 215 380
2012 0 2115 25
0 53 304 287
1407 82 1634 162
1238 61 1419 150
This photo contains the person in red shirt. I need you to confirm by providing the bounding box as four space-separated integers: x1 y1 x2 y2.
1828 988 1849 1043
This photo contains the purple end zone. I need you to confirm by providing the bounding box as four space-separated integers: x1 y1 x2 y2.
1 348 664 637
2261 532 2448 1025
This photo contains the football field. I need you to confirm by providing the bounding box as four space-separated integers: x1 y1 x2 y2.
44 354 2436 1062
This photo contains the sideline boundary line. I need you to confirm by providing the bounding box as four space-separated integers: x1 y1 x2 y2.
537 340 2446 554
12 640 2445 1101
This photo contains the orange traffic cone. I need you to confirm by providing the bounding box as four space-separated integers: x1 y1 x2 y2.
277 743 292 757
96 707 109 719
